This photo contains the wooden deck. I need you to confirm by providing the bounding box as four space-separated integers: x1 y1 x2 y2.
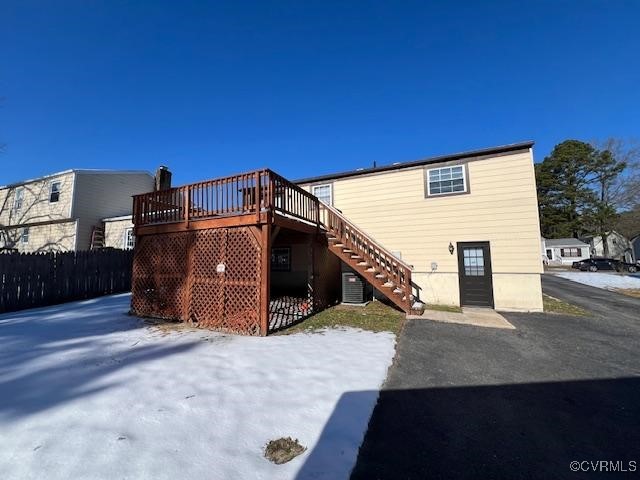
131 169 421 335
133 169 320 235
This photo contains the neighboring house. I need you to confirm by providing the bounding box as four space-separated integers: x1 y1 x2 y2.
581 231 635 263
0 169 154 253
541 237 590 266
129 141 543 337
102 214 135 250
632 236 640 265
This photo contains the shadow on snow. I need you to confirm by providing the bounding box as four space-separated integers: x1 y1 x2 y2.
0 293 198 420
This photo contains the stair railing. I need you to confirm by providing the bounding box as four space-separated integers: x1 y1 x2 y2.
318 202 414 309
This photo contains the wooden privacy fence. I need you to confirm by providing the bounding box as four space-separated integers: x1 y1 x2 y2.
0 249 134 313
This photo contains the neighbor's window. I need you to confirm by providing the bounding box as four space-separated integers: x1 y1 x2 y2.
49 181 61 203
426 165 466 196
312 184 332 205
13 187 24 211
560 248 582 257
271 247 291 272
21 227 29 244
124 228 135 250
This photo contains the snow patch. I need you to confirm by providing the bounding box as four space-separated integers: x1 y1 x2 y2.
0 294 395 480
552 271 640 290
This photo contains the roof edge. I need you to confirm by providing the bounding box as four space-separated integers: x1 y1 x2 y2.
1 169 154 189
294 141 534 185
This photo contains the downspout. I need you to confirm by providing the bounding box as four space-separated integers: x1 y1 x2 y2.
69 172 78 251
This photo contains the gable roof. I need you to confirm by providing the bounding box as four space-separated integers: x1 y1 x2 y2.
544 238 589 247
1 169 154 190
294 141 534 185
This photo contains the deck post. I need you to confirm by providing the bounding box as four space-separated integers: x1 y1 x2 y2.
260 222 271 336
184 185 190 224
255 171 261 223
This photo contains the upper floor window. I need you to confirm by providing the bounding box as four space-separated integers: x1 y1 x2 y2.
312 184 332 205
49 181 61 203
13 187 24 211
124 228 135 250
21 227 29 244
426 165 467 196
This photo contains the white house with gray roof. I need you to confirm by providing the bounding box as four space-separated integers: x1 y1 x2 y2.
542 237 590 266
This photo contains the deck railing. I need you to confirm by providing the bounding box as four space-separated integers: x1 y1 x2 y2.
133 169 320 228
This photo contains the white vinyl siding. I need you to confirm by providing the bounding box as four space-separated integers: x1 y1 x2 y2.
427 165 466 196
72 173 154 250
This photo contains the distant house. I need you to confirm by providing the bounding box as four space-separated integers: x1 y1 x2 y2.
542 237 590 266
102 214 135 250
631 235 640 265
0 169 155 253
581 231 635 263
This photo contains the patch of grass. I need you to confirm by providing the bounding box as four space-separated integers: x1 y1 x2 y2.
264 437 306 464
278 301 404 335
425 304 462 313
615 288 640 298
543 294 589 316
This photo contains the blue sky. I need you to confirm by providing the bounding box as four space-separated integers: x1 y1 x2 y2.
1 1 639 186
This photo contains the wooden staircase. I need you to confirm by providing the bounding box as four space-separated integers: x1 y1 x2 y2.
319 203 424 315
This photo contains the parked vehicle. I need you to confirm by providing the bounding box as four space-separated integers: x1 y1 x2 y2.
573 258 638 273
616 260 638 273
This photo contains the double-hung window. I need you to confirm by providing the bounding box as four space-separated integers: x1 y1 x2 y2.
311 184 332 206
560 248 582 257
426 165 466 196
21 227 29 244
49 181 61 203
271 247 291 271
13 187 24 211
124 228 135 250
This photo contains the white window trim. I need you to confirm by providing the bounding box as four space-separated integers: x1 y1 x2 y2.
426 165 467 197
123 227 135 250
311 183 333 205
49 180 61 203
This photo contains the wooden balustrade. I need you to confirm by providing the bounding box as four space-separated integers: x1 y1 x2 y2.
133 169 320 228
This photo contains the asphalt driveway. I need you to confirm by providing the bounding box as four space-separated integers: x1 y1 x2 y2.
351 277 640 479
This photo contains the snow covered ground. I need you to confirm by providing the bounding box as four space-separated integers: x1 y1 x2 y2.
0 294 395 480
552 271 640 291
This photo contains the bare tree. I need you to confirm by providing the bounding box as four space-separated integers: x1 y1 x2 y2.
0 183 76 252
591 138 640 210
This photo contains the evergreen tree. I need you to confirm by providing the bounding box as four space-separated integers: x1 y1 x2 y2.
535 140 598 238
